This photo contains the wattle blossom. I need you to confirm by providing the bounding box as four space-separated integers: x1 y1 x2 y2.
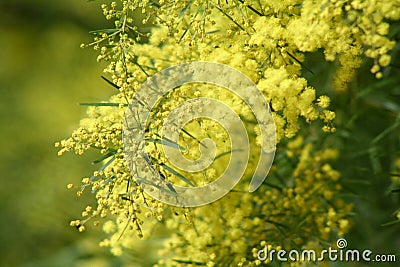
57 1 400 265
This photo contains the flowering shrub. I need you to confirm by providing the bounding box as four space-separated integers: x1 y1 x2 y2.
57 0 400 266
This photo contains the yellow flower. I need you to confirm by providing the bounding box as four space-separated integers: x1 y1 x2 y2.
379 54 391 67
57 0 400 264
317 95 331 108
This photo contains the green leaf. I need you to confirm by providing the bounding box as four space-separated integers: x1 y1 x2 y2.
89 28 119 35
214 151 229 160
90 156 116 181
230 189 246 193
150 157 195 187
214 149 243 160
160 163 195 187
372 118 400 144
179 0 194 18
264 182 283 191
135 176 178 196
101 75 120 90
237 0 264 16
102 176 116 185
146 137 185 150
181 128 207 148
356 76 399 99
178 7 200 43
80 102 126 107
286 51 314 74
205 30 220 34
92 151 116 164
213 3 245 31
368 146 382 174
172 259 205 265
149 1 161 8
99 156 116 172
178 22 193 43
381 220 400 227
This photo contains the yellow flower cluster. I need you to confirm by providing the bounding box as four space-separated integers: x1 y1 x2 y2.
129 25 336 139
152 138 351 266
145 83 246 187
56 95 168 238
57 0 400 265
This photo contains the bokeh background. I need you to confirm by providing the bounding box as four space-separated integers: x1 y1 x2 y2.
0 1 122 266
0 1 399 266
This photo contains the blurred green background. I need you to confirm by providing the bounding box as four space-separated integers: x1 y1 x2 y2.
0 1 119 266
0 1 399 266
